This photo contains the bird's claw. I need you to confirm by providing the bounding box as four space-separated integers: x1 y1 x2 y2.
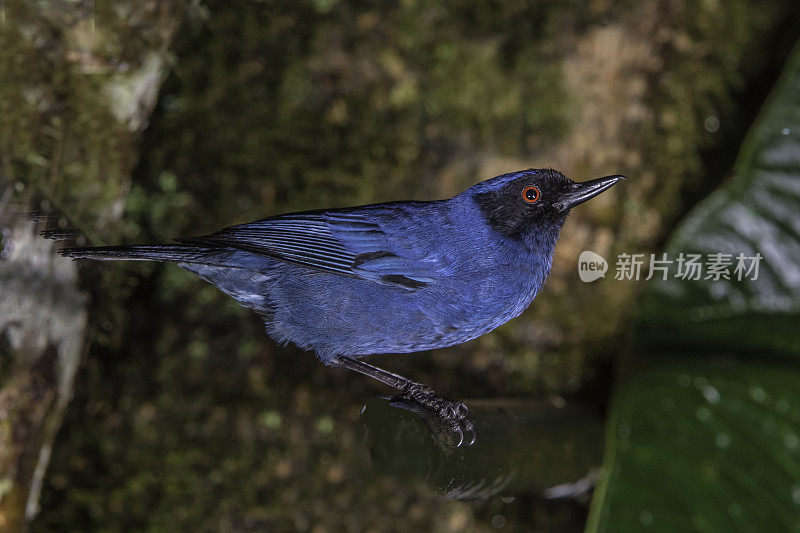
394 383 476 447
447 419 476 447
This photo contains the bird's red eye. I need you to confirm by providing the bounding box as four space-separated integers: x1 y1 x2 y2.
522 186 540 204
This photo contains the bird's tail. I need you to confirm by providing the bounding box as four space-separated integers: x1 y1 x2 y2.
59 244 217 264
27 211 222 265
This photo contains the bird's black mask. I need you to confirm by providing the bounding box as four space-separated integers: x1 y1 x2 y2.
473 168 624 237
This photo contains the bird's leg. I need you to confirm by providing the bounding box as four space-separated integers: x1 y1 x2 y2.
334 356 475 446
333 356 418 391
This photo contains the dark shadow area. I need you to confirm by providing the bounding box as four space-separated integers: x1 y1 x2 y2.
358 396 603 501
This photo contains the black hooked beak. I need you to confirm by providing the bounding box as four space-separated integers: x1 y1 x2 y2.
555 175 626 212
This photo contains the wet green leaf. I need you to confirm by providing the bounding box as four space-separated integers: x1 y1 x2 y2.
589 361 800 533
636 39 800 357
590 40 800 531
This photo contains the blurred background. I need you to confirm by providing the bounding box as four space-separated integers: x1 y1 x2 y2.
2 0 800 531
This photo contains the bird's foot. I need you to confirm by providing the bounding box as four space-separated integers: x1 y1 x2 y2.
391 383 476 447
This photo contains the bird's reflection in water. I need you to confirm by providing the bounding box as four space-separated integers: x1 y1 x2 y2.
357 393 604 501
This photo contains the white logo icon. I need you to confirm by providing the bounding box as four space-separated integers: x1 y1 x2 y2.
578 250 608 282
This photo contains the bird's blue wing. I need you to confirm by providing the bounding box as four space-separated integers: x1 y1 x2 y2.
179 209 436 289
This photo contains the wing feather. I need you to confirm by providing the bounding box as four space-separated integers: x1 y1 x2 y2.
179 210 435 289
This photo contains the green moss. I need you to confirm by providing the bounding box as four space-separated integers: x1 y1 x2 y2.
0 1 135 238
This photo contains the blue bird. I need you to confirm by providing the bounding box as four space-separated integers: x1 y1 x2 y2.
61 168 623 434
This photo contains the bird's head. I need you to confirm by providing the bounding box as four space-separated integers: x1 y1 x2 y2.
470 168 625 237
